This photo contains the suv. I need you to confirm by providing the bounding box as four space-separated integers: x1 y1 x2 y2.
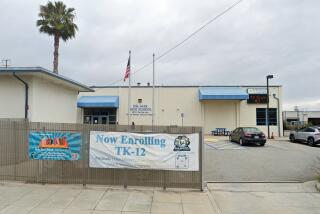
289 127 320 146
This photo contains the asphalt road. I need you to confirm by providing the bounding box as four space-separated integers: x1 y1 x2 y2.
204 137 320 182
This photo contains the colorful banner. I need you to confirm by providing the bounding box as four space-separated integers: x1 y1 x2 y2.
29 132 81 160
89 131 199 171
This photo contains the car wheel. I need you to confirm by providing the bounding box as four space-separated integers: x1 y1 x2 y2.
260 143 265 147
239 138 245 146
307 137 315 146
290 135 295 143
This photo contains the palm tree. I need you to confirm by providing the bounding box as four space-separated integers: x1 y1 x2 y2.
36 1 78 74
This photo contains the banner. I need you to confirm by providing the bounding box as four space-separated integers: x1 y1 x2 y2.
89 131 199 171
29 132 81 160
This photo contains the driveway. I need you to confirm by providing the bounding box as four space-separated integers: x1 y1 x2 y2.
204 137 320 182
209 181 320 214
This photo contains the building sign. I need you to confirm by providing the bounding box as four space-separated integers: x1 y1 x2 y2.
29 132 81 160
89 131 199 171
247 88 267 94
247 94 268 104
130 104 152 115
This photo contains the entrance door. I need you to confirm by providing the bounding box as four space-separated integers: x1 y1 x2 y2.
83 108 117 125
101 116 108 124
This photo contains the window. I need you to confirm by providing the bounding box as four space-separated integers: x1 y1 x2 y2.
305 128 315 132
256 108 266 125
256 108 277 126
138 99 142 103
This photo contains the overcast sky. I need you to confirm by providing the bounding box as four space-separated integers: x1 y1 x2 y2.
0 0 319 110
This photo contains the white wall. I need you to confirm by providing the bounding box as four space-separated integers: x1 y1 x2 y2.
31 76 79 123
0 76 28 119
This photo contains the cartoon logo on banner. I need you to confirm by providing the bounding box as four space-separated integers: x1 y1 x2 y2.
29 132 81 160
173 136 191 169
173 136 191 151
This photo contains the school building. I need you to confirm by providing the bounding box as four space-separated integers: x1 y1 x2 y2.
0 67 283 136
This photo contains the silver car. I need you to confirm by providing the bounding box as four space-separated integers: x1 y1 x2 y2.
289 127 320 146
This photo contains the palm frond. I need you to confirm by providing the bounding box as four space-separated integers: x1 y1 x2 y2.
36 1 78 40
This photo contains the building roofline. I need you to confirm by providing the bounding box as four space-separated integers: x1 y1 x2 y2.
0 67 94 92
283 110 320 112
90 85 282 88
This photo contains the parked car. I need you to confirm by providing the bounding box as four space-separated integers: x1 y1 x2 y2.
289 127 320 146
229 127 266 146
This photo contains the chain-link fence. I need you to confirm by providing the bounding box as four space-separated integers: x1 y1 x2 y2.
0 120 203 189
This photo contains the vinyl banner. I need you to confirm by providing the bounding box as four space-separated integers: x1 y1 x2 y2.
29 132 81 160
89 131 199 171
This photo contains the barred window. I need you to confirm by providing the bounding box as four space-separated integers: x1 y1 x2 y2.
256 108 277 126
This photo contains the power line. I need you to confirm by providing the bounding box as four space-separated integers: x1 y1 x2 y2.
109 0 244 86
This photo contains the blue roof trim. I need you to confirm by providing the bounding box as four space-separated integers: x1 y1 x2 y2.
0 67 93 92
77 96 119 108
199 87 249 100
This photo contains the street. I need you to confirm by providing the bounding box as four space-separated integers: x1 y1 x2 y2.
204 137 320 182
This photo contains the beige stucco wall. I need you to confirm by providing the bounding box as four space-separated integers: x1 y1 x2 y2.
80 87 203 127
79 86 283 136
239 86 283 137
203 100 238 133
30 76 79 123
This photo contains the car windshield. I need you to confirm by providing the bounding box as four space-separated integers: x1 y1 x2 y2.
243 127 260 132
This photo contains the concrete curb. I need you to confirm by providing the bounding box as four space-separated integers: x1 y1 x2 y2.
316 181 320 192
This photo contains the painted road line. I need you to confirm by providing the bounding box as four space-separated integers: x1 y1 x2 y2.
205 142 246 150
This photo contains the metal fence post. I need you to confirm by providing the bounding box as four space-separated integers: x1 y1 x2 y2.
13 121 17 181
199 128 204 191
82 125 87 188
41 125 46 185
163 170 166 190
123 169 128 189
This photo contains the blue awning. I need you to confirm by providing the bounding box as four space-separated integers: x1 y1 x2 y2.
199 87 249 100
77 96 119 108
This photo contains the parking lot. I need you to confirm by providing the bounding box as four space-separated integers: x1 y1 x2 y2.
204 136 320 182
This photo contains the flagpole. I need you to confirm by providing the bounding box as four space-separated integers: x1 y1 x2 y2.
128 50 131 128
152 53 155 129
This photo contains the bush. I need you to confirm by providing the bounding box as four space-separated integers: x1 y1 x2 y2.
283 121 312 131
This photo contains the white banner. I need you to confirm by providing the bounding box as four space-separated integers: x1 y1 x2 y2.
89 131 199 171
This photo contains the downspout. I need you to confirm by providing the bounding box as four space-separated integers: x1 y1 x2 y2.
273 94 280 137
13 73 29 119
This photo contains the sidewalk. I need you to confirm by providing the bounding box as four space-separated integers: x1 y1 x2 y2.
0 181 319 214
0 182 218 214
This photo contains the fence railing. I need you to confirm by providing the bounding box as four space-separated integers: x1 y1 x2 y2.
0 120 203 190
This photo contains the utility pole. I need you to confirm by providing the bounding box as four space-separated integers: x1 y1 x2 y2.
152 53 155 129
2 59 10 68
266 75 274 139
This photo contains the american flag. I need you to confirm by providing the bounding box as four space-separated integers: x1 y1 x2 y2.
124 54 130 81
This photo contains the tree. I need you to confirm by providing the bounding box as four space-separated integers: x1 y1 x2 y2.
36 1 78 74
